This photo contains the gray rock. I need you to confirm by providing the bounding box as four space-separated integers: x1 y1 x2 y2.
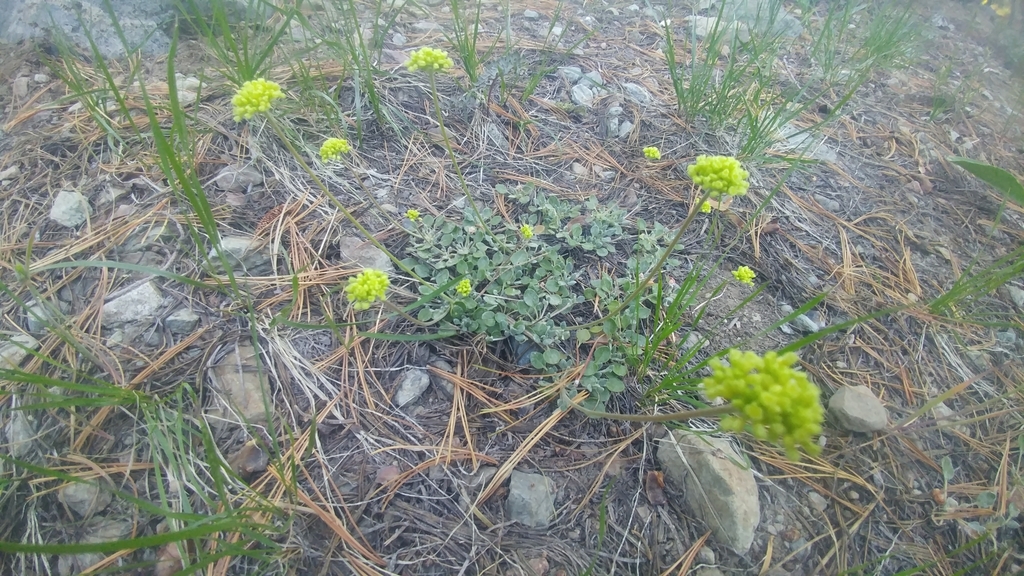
391 32 406 46
806 491 828 512
791 314 820 334
59 480 113 517
25 300 69 333
394 368 430 407
6 408 36 458
965 350 990 371
1006 285 1024 309
207 343 271 427
49 190 91 228
337 236 394 273
828 386 888 432
102 282 163 327
997 330 1017 347
506 470 556 528
658 430 760 553
209 235 271 274
57 518 131 576
213 164 262 193
720 0 803 37
557 66 583 83
697 545 716 565
0 334 39 369
428 358 455 396
523 9 539 18
33 73 49 83
571 84 595 107
813 194 841 213
412 21 441 32
682 331 704 352
621 82 651 105
617 120 634 138
165 308 200 334
13 76 29 99
0 165 20 180
580 70 604 88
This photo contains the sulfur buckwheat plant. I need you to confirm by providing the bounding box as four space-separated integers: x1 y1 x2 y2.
319 137 351 161
687 155 751 197
231 78 284 122
643 146 662 160
732 265 756 286
406 47 455 73
345 269 390 311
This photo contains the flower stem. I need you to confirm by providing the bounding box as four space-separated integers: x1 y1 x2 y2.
566 395 738 422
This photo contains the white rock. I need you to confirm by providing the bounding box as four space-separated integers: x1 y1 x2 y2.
580 70 604 88
806 491 828 512
391 32 407 46
13 76 29 98
33 73 49 83
506 470 556 528
617 120 634 138
828 386 888 432
6 408 36 458
49 190 91 228
571 84 595 107
165 308 200 334
337 236 394 273
102 282 163 327
523 9 540 18
0 165 20 180
658 430 760 553
394 368 430 407
209 235 271 274
557 66 583 83
0 334 39 369
207 344 271 427
621 82 651 105
428 359 455 396
1006 285 1024 309
25 300 69 333
213 164 263 192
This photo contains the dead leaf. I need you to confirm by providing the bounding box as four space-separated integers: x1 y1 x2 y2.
111 204 137 219
154 543 185 576
645 471 667 506
376 465 402 485
228 442 268 480
527 555 549 576
225 192 247 207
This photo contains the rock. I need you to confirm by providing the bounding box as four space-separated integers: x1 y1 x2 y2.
49 190 91 227
580 70 604 88
813 194 841 213
0 165 20 180
996 330 1017 347
806 491 828 512
0 334 39 369
394 368 430 407
213 164 263 193
557 66 583 83
57 518 131 576
412 21 441 32
658 430 760 553
694 569 726 576
1005 285 1024 309
207 344 271 428
6 408 36 458
621 82 651 105
828 386 888 432
682 331 704 352
617 120 634 138
697 545 715 565
571 84 595 107
337 236 394 272
33 73 49 83
720 0 803 37
523 9 539 18
209 235 271 274
165 308 200 334
102 282 163 327
59 480 113 516
965 350 991 371
228 442 268 480
791 314 820 334
25 300 69 333
506 470 556 528
13 76 29 99
428 358 455 396
391 32 406 46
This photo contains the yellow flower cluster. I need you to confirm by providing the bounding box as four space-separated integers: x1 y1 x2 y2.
455 278 472 297
700 201 712 213
520 223 534 239
687 155 750 197
982 0 1012 17
703 350 823 460
406 209 421 222
643 146 661 160
344 269 390 310
406 47 454 73
732 265 756 286
231 78 284 122
320 138 351 162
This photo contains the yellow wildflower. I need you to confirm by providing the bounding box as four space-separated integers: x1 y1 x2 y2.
344 269 390 310
703 350 823 460
700 201 712 213
520 224 534 239
687 155 750 197
643 146 661 160
406 209 421 221
406 47 455 73
320 138 352 162
455 278 472 297
732 266 756 286
231 78 284 122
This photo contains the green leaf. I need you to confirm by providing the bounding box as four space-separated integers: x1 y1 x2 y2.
604 377 625 393
611 364 628 377
576 328 591 343
510 250 529 266
949 156 1024 207
941 456 954 483
530 352 546 370
523 289 539 308
594 346 611 364
975 491 996 509
543 348 563 365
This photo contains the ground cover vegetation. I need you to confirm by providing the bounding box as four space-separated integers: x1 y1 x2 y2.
0 0 1023 573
